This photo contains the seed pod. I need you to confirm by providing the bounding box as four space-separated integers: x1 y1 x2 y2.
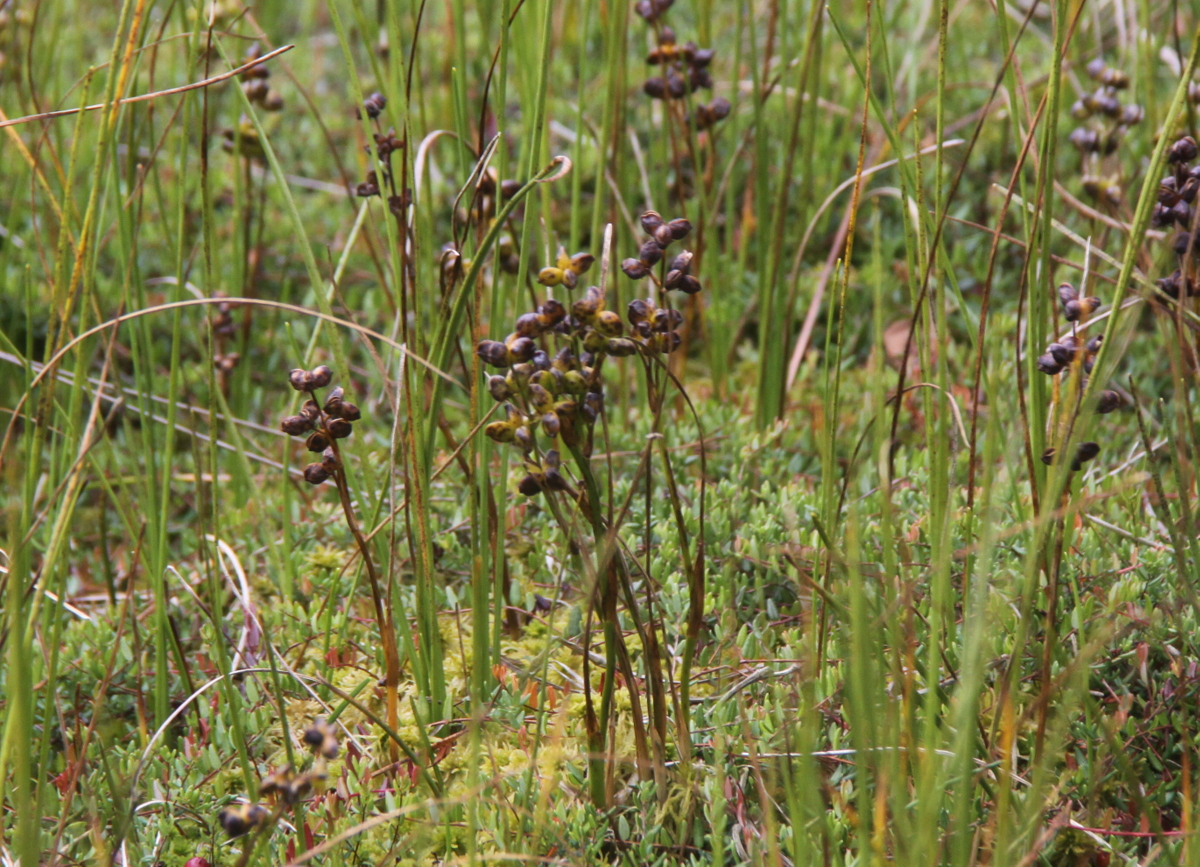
656 331 684 353
337 402 361 422
606 338 638 357
1036 353 1064 375
1097 390 1122 413
543 468 569 492
289 368 313 391
1048 340 1075 365
708 96 731 121
1057 282 1078 306
1120 104 1143 125
320 447 339 473
655 308 684 331
1068 127 1100 153
485 421 515 443
1100 67 1129 89
281 415 313 436
528 383 554 412
1103 184 1122 207
538 266 564 286
1181 177 1199 204
476 340 510 368
1085 58 1107 79
218 804 270 839
514 425 534 452
515 312 544 338
1070 99 1092 120
562 370 588 395
510 362 534 386
1159 175 1179 204
667 73 688 98
328 418 353 439
622 258 649 279
1173 231 1194 256
570 252 595 274
518 474 543 496
542 412 561 437
628 298 653 324
309 366 333 389
641 211 665 234
1063 299 1083 321
1086 335 1103 353
583 330 608 352
639 239 664 265
487 375 512 402
572 291 604 320
1168 136 1199 164
668 218 693 240
643 77 667 99
1093 92 1121 117
306 431 330 453
1151 203 1173 228
1071 441 1100 470
301 400 321 420
676 275 703 294
539 298 567 326
1041 447 1057 466
263 90 285 112
323 386 344 414
363 91 387 119
304 463 330 484
595 310 624 336
1171 200 1191 225
653 223 676 248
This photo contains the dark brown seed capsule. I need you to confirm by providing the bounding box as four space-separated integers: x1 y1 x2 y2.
309 362 333 386
1174 231 1194 256
328 418 353 439
1070 99 1092 120
668 218 693 240
488 375 512 402
300 400 321 420
640 211 665 234
542 412 561 438
306 431 330 453
289 368 313 391
1171 201 1191 225
518 474 543 496
1036 353 1064 375
1093 92 1121 117
320 447 339 473
323 387 344 414
628 298 653 324
1169 136 1199 164
676 275 703 294
476 340 511 368
1120 104 1143 125
337 402 361 422
622 258 649 279
1048 342 1075 365
304 463 330 484
606 338 639 357
639 239 664 265
539 298 567 325
693 47 715 67
1057 282 1078 305
1097 390 1122 413
643 77 667 99
1086 335 1103 353
1085 58 1106 80
1181 177 1199 204
653 223 676 248
280 415 312 436
667 74 688 98
1152 203 1174 228
515 312 544 338
655 308 684 331
1071 441 1100 470
1063 299 1083 321
1068 127 1100 153
508 336 537 363
1041 447 1057 466
363 91 387 119
570 252 595 274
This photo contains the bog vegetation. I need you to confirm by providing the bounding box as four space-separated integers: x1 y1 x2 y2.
3 0 1200 865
